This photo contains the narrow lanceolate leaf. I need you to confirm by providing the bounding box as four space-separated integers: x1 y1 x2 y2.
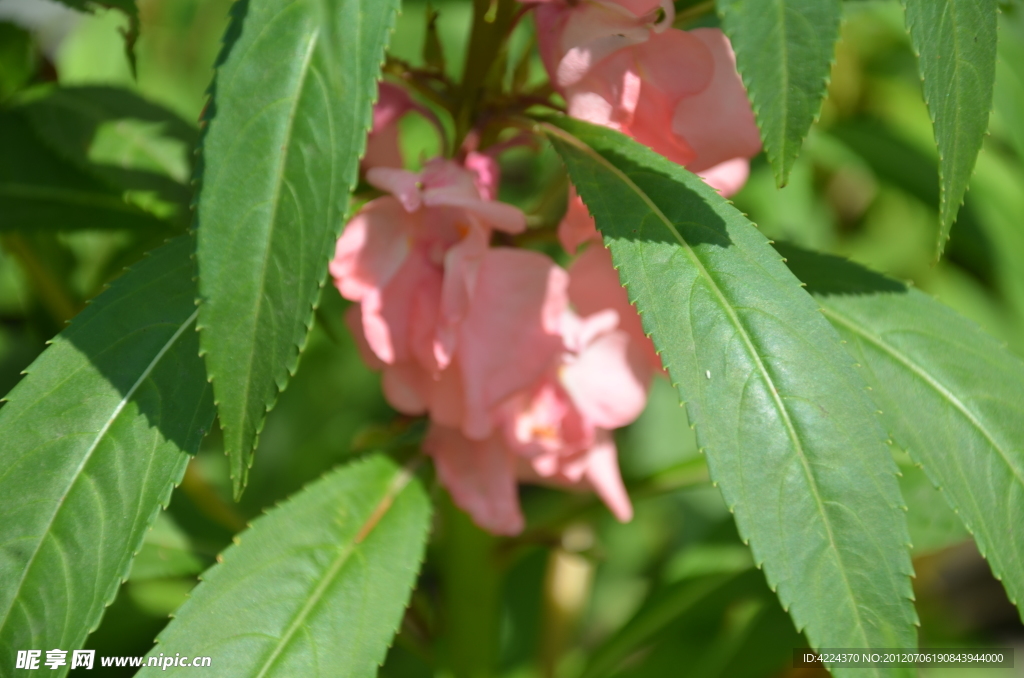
138 454 432 678
196 0 399 497
717 0 841 187
903 0 998 258
0 236 214 675
0 109 172 232
544 118 917 674
779 244 1024 619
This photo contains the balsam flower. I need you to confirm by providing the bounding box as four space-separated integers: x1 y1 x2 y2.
425 305 650 535
534 0 760 194
333 159 570 445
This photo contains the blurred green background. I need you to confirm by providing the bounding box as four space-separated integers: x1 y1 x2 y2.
1 0 1023 675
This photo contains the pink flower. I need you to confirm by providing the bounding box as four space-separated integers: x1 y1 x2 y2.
425 305 649 534
568 241 662 373
331 159 532 408
535 1 760 195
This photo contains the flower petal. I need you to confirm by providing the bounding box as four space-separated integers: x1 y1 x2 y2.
560 326 650 429
698 157 751 197
458 249 568 440
569 244 661 371
584 431 633 522
672 28 761 173
367 167 424 211
330 197 412 302
425 425 525 535
558 189 601 254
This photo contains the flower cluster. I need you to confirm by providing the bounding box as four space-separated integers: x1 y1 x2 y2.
331 0 760 535
534 0 760 195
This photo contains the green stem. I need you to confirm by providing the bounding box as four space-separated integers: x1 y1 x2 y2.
0 233 81 324
455 0 518 149
438 494 503 678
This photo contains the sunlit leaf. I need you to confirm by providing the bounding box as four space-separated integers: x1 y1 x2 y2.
717 0 841 186
16 85 197 214
0 109 174 231
780 243 1024 618
0 237 214 674
545 117 917 674
195 0 399 498
903 0 998 257
138 454 432 678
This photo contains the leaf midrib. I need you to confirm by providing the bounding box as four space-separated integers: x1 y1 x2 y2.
543 121 875 650
251 463 414 678
821 305 1024 493
0 309 199 637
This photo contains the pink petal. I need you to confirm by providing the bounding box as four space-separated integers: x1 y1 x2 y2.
568 244 661 372
427 358 466 430
373 82 416 132
423 192 527 234
627 78 697 167
361 249 439 365
425 425 525 535
584 431 633 522
631 28 714 100
435 224 489 370
560 326 650 429
672 28 761 173
556 3 650 87
465 151 501 201
363 123 404 170
458 249 568 440
566 90 617 128
558 189 601 254
331 197 412 303
698 157 751 197
367 167 423 212
381 361 430 415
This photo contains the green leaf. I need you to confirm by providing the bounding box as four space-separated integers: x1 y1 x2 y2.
581 570 758 678
138 454 432 678
995 3 1024 165
128 514 211 582
48 0 140 77
0 236 215 673
898 460 969 555
0 109 174 231
903 0 998 257
717 0 841 186
195 0 399 498
0 22 35 102
543 117 917 671
16 85 197 218
779 243 1024 618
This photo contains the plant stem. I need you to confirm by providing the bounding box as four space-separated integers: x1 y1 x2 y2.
456 0 519 150
0 233 80 324
437 494 502 678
